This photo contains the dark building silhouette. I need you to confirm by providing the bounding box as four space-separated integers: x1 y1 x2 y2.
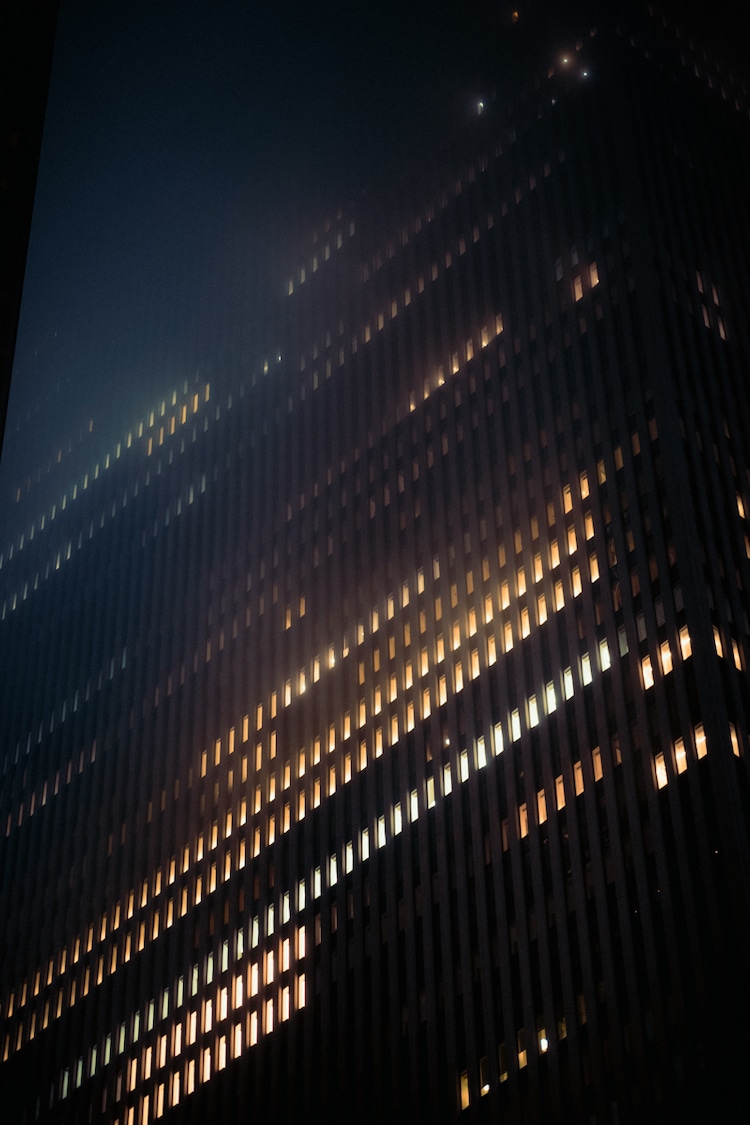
2 3 750 1122
0 0 58 458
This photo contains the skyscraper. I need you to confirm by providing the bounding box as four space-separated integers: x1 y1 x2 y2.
2 3 750 1122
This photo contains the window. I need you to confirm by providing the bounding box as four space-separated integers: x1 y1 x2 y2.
563 667 574 699
660 641 672 674
459 1070 470 1111
655 752 668 789
674 738 687 774
581 652 592 685
567 525 577 554
730 723 741 757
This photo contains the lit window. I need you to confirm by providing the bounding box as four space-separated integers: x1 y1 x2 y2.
695 723 707 758
599 638 611 670
563 667 574 699
730 723 741 757
460 1070 470 1111
533 552 543 582
675 738 687 774
655 752 668 789
641 655 654 689
660 642 673 674
676 625 691 660
567 525 577 554
581 652 592 685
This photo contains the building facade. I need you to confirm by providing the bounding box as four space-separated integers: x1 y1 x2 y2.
2 4 750 1121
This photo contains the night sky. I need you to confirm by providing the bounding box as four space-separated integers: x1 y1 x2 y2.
1 0 743 503
1 0 510 498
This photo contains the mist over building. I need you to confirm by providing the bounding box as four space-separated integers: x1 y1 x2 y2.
2 2 750 1121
